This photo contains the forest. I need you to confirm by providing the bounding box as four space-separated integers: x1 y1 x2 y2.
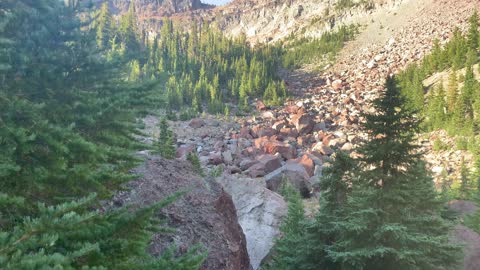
1 0 480 269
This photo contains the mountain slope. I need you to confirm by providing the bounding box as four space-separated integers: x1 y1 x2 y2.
200 0 404 44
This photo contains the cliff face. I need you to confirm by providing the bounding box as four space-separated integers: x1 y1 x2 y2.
200 0 404 44
109 155 251 270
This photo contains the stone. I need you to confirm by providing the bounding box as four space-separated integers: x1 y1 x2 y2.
251 126 276 138
287 154 315 177
208 152 223 165
246 155 281 178
217 175 287 270
176 144 195 159
262 111 275 119
265 163 312 197
263 140 297 160
222 150 234 164
312 142 334 156
331 79 343 90
256 100 267 111
314 121 327 132
189 118 206 128
291 113 315 135
341 142 354 151
239 159 258 171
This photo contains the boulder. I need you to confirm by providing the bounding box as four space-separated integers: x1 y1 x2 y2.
110 157 250 270
189 118 206 128
217 175 287 270
331 79 343 90
246 154 282 178
239 159 258 171
291 113 315 135
176 144 195 159
265 163 312 197
208 152 223 165
256 100 267 111
263 141 297 160
312 142 334 156
254 137 297 160
251 126 276 138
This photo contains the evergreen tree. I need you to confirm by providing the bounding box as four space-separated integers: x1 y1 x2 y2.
266 184 307 270
467 10 480 52
426 83 447 129
309 77 461 270
0 1 204 268
96 2 112 49
187 152 204 176
157 118 176 159
446 71 458 113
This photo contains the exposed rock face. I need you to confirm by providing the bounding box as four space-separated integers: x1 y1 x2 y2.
217 175 288 270
110 156 250 270
202 0 404 44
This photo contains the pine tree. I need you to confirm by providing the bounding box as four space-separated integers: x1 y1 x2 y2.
459 158 473 199
187 152 204 176
266 184 307 270
96 2 112 49
426 83 447 129
467 10 480 52
446 71 458 113
323 77 461 269
157 118 176 159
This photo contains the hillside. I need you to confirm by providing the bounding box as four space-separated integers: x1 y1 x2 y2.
3 0 480 270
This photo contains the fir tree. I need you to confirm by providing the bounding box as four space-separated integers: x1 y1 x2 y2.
321 77 460 270
446 71 458 113
266 184 307 270
157 118 176 159
467 10 480 52
96 2 112 49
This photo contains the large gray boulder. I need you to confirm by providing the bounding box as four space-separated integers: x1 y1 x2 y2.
265 163 312 197
217 175 287 270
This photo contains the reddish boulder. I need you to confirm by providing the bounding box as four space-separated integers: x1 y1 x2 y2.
237 127 253 139
251 126 277 138
284 104 300 114
256 100 267 111
279 127 299 138
189 118 206 128
312 142 334 156
291 113 315 135
247 154 282 178
287 154 315 177
263 141 297 160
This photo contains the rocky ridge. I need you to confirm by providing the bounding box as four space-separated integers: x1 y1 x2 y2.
200 0 405 45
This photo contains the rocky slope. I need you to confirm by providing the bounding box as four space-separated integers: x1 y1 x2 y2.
107 154 250 270
200 0 405 44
